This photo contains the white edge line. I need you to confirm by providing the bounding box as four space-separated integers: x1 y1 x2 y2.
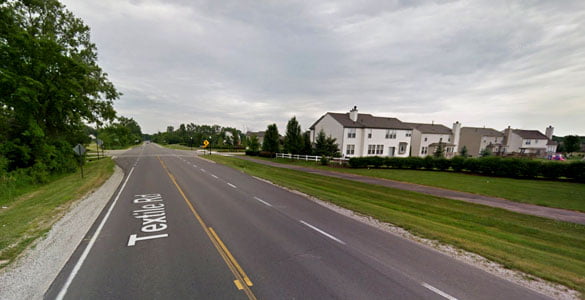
227 183 237 189
56 166 135 300
299 220 346 245
422 283 458 300
253 196 273 207
211 174 219 179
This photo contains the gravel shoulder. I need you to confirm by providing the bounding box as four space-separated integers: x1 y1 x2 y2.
0 165 124 300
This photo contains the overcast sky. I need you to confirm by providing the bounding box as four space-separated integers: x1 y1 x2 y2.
61 0 585 136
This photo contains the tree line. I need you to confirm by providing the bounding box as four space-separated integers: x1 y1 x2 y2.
0 0 128 183
247 117 340 157
149 123 245 149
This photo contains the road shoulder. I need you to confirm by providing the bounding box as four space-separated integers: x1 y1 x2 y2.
0 165 124 300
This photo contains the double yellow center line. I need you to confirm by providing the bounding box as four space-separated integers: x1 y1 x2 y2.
158 157 257 300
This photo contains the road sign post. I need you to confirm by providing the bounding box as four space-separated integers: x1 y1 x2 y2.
73 144 86 179
96 139 104 160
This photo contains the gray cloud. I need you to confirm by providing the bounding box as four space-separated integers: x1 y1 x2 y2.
62 0 585 135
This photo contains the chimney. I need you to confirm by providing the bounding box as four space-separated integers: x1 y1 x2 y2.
452 121 461 149
545 125 554 140
503 126 512 146
349 106 358 122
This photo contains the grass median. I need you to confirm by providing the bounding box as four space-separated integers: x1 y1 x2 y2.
209 155 585 296
0 158 115 268
252 157 585 212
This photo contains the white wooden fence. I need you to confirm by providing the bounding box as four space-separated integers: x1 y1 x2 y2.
275 153 349 165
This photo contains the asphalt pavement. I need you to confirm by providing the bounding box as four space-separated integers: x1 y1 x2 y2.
45 143 553 299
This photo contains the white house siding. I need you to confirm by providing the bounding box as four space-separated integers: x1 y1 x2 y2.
413 133 454 157
346 128 411 157
519 138 548 154
479 136 502 155
311 114 344 146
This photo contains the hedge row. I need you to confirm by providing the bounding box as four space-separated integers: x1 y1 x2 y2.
348 156 585 182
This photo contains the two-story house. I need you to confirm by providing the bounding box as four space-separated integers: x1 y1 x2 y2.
309 107 413 158
502 126 557 156
458 127 505 157
404 122 461 158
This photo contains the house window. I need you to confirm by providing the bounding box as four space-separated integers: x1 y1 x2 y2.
385 129 396 139
448 137 451 142
421 147 428 155
424 137 428 142
347 128 356 138
346 144 355 155
399 142 407 154
406 132 412 137
367 145 375 154
367 129 372 139
375 145 383 154
535 140 539 144
525 140 531 145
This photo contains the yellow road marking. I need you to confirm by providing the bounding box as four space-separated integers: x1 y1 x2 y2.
157 156 257 300
234 280 244 290
209 227 253 287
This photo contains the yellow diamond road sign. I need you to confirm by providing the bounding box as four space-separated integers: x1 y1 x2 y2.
203 140 210 148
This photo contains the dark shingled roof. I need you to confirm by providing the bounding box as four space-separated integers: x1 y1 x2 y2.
461 127 504 137
310 112 412 130
512 129 548 140
404 122 452 134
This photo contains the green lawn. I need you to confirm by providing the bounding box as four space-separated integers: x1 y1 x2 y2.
209 155 585 296
250 157 585 212
0 158 115 268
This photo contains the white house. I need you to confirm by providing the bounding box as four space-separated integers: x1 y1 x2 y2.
502 126 557 156
309 107 413 158
405 122 461 158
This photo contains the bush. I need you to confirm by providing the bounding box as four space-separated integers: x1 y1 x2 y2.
540 162 567 179
349 157 366 168
434 158 451 171
258 151 275 158
566 161 585 182
423 156 435 170
245 150 259 156
320 156 330 166
451 156 465 172
523 160 541 178
406 157 425 169
463 158 480 173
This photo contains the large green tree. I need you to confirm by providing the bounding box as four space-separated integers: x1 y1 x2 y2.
283 116 303 154
314 129 340 157
564 135 580 154
0 0 118 173
262 124 280 153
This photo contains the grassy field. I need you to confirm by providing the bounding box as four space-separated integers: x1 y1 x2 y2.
0 158 115 268
251 157 585 212
209 155 585 296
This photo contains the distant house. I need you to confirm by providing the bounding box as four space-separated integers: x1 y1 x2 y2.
502 126 557 156
245 131 265 145
458 127 505 157
405 122 461 158
309 107 412 158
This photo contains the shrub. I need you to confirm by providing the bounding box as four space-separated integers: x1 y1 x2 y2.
406 157 425 169
463 158 480 173
348 157 362 168
523 160 541 178
245 150 259 156
258 151 275 158
320 156 330 166
423 156 435 170
540 162 567 179
566 161 585 182
434 158 451 171
451 156 465 172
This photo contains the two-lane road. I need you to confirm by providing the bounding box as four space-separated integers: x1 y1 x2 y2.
46 143 551 299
